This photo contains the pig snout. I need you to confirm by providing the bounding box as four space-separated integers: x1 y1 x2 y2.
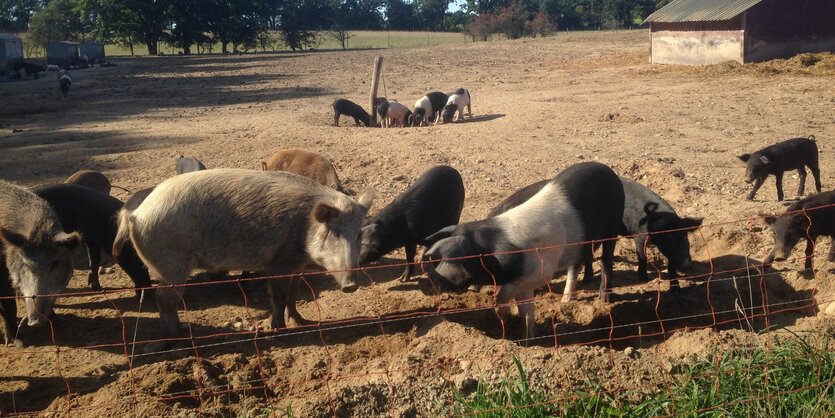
744 177 754 184
341 282 358 293
25 296 56 327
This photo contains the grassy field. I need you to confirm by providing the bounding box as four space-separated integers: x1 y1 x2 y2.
21 30 471 58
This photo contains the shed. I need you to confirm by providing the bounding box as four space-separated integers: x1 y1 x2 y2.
46 41 80 67
80 41 105 65
1 33 24 75
644 0 835 65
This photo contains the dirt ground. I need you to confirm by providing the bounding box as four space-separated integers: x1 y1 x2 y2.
1 30 834 417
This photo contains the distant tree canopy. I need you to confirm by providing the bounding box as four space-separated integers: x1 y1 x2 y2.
2 0 669 55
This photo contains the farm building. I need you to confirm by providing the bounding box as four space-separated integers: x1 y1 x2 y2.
46 41 80 67
80 41 105 65
644 0 835 65
1 33 24 76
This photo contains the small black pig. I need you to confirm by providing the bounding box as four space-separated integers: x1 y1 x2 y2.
34 184 151 295
763 191 835 271
738 136 821 201
360 165 465 282
332 98 371 127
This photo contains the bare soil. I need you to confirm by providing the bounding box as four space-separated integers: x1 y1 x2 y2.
1 30 834 417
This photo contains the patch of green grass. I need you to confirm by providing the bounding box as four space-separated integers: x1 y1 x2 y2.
445 333 835 417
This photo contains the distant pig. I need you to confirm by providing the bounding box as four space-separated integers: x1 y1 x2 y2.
438 88 472 124
1 180 81 346
412 91 449 126
332 98 371 127
33 184 151 295
738 136 821 201
124 187 156 211
112 169 374 352
763 190 835 271
261 149 344 192
64 170 112 195
421 162 624 339
376 100 412 128
176 156 207 174
360 165 465 282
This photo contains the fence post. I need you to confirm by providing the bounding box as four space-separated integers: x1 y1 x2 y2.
369 56 383 127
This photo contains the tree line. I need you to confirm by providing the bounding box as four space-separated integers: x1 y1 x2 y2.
0 0 672 55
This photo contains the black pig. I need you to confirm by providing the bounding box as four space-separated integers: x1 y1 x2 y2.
738 136 821 201
360 165 465 282
33 184 151 295
763 191 835 271
332 98 371 127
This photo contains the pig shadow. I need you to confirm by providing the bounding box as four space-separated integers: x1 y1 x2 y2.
419 254 817 349
439 113 505 125
0 374 121 416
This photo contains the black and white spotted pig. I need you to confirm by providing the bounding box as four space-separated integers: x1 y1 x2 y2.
738 136 821 201
438 88 472 124
421 162 624 339
376 100 413 128
360 165 465 282
489 177 702 289
763 191 835 271
412 91 449 126
33 184 152 296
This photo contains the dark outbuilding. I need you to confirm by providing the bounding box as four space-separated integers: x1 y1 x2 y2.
80 41 105 66
46 41 80 67
644 0 835 65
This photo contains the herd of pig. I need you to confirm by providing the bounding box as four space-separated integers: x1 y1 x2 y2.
1 134 834 351
332 88 473 128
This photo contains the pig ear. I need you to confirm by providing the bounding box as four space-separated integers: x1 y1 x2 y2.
356 188 375 211
737 154 751 162
761 214 778 224
313 203 341 224
54 231 82 250
422 225 457 247
0 228 28 248
679 217 703 231
759 155 770 165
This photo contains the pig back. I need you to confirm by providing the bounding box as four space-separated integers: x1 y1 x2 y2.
129 169 350 270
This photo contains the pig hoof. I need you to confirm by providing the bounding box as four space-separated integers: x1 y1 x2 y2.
14 338 25 348
561 295 573 303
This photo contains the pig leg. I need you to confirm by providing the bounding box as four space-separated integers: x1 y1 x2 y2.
561 264 580 302
828 238 835 263
467 102 472 118
86 243 102 290
796 168 807 197
634 236 649 281
1 267 23 347
517 288 537 342
775 172 785 201
267 275 291 330
804 238 815 271
598 240 616 303
333 112 340 127
285 277 315 326
809 163 822 193
582 249 594 282
666 261 680 291
399 243 417 282
148 285 185 353
747 177 765 201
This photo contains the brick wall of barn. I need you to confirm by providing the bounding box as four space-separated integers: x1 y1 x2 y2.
744 0 835 62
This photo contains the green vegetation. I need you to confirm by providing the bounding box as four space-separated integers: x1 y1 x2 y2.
445 333 835 417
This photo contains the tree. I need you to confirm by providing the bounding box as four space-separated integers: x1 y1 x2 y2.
1 0 39 32
494 1 530 39
328 24 353 49
417 0 450 30
385 0 421 30
28 0 87 46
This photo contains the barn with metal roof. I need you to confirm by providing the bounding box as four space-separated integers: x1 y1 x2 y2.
644 0 835 65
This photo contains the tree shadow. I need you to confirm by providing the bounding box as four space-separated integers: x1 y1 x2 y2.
0 374 122 416
438 113 506 125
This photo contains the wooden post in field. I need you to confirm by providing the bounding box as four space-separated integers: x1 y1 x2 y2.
369 56 383 127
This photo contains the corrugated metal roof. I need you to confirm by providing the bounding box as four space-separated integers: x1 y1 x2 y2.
644 0 762 23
